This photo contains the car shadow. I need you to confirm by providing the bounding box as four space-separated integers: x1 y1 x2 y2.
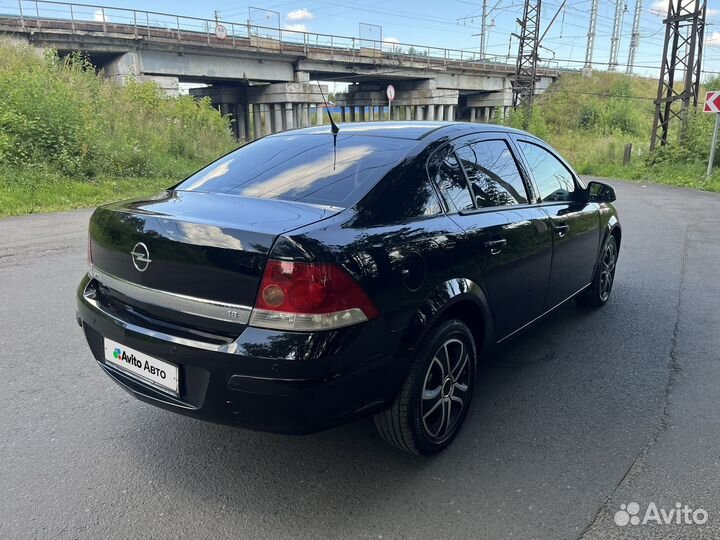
116 297 612 526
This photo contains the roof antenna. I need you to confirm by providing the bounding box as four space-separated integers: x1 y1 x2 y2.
317 81 339 170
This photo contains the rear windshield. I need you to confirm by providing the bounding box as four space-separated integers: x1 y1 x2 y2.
175 133 416 208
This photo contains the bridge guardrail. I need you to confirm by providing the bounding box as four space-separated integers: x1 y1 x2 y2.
3 0 560 74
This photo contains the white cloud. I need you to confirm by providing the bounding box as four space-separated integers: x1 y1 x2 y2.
383 37 401 52
94 9 109 22
285 23 309 32
708 7 720 16
287 8 315 21
707 31 720 45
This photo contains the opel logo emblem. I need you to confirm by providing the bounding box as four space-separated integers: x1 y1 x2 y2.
130 242 152 272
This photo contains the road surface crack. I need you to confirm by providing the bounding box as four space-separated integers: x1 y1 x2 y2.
578 223 690 539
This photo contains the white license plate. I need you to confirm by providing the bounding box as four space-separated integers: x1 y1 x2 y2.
103 338 179 396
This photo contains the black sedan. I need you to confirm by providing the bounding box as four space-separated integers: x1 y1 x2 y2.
77 122 620 455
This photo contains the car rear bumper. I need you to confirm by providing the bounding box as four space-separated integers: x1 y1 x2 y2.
76 275 407 434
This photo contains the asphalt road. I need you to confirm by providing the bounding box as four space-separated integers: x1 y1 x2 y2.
1 179 719 539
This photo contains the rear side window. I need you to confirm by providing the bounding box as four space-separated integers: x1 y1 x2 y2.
175 134 415 208
429 149 474 212
517 141 577 202
456 140 528 207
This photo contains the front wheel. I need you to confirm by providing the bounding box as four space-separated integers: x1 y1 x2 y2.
374 319 477 456
577 234 618 308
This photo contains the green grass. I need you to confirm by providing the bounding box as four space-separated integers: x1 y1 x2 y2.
507 71 720 193
0 172 173 218
2 39 719 219
0 38 236 218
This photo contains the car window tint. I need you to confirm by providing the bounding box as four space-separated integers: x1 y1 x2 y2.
175 134 415 208
430 149 474 212
455 140 528 207
518 141 577 202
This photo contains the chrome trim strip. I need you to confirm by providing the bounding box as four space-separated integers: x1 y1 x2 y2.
82 285 240 354
89 265 252 325
496 283 592 344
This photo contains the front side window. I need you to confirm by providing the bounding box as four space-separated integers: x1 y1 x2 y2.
455 140 528 207
517 141 577 203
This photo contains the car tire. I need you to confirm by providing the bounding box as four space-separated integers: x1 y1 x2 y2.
577 234 618 308
374 319 477 456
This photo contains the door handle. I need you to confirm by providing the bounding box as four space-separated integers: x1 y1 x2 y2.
553 223 569 237
483 238 507 255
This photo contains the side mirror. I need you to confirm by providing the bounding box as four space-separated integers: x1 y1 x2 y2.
587 181 616 203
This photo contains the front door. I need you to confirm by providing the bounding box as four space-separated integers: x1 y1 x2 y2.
514 140 601 309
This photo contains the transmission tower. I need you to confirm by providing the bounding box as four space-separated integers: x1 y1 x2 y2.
608 0 626 70
650 0 706 150
512 0 541 122
626 0 642 73
584 0 599 71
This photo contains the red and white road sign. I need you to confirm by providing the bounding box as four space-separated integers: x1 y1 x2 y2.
386 84 396 102
704 91 720 113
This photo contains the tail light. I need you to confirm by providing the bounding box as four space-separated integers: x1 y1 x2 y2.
249 260 380 331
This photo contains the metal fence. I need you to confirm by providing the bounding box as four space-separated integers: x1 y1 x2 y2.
2 0 560 72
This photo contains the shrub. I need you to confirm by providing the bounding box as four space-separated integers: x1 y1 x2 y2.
0 40 237 181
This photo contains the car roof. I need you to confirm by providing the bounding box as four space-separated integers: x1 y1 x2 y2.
269 121 525 141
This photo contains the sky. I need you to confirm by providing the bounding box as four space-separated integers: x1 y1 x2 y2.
4 0 720 81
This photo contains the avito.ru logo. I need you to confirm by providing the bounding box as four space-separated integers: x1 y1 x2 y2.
614 502 709 527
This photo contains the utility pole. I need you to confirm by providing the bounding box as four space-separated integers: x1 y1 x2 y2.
584 0 598 72
608 0 626 70
512 0 541 126
650 0 706 150
626 0 642 73
480 0 488 58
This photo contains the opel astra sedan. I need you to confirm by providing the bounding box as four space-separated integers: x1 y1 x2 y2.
77 122 620 455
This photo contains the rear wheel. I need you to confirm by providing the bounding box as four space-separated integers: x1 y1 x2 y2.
577 234 618 308
374 320 476 456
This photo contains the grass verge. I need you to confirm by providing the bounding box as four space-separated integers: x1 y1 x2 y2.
0 173 173 218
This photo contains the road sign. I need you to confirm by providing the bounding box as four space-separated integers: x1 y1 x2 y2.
215 24 227 40
704 91 720 113
386 85 395 102
706 92 720 178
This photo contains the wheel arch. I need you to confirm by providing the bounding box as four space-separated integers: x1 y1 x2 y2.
398 278 496 363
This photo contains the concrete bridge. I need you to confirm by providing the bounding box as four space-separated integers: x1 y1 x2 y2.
0 1 560 141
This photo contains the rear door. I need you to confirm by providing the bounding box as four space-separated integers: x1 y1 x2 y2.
430 134 553 340
513 138 601 309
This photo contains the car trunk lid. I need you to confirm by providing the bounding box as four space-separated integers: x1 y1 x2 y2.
88 190 338 310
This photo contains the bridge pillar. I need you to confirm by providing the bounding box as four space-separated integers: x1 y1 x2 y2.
272 105 283 132
470 108 476 123
245 81 327 135
190 85 249 141
335 80 460 123
252 104 263 139
447 105 455 121
284 104 294 130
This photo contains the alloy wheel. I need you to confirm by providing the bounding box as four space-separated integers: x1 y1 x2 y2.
420 337 471 442
599 240 617 301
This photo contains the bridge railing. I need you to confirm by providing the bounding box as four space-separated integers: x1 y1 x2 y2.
4 0 561 72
